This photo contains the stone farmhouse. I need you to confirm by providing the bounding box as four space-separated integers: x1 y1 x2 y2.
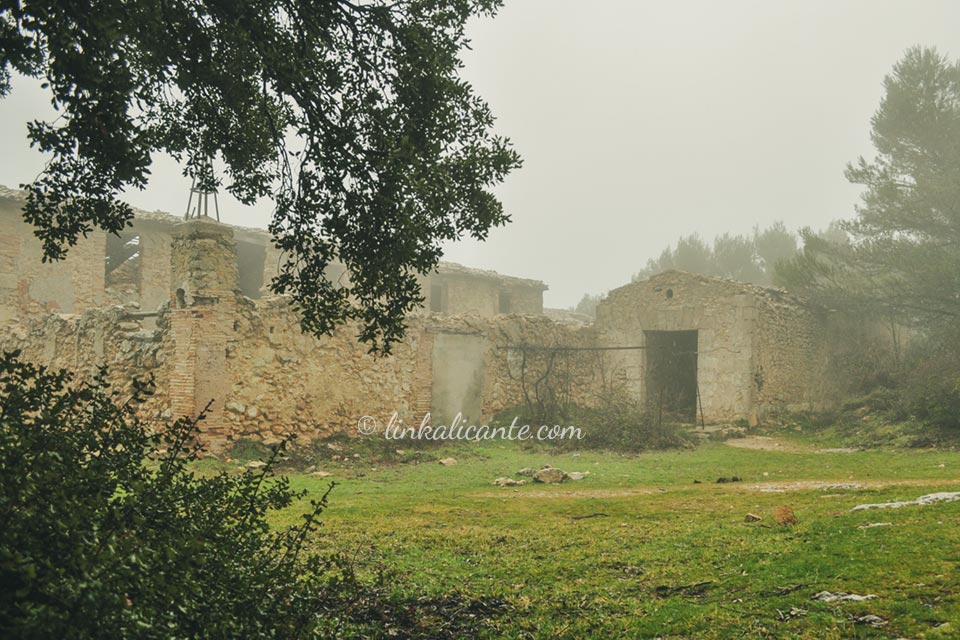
596 270 830 425
1 185 834 449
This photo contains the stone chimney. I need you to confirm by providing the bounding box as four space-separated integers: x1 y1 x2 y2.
167 218 239 453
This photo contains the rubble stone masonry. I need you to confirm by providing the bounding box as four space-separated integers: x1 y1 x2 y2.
1 184 838 447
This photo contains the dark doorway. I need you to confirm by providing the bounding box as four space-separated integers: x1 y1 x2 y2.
644 330 698 422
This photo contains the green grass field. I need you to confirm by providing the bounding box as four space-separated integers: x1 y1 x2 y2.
252 436 960 639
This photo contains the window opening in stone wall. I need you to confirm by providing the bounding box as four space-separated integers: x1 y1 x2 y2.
499 290 512 314
105 232 141 303
236 240 267 299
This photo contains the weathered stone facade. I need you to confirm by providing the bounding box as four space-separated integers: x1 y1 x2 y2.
0 186 560 451
1 187 106 320
419 262 547 316
1 183 837 445
596 270 829 424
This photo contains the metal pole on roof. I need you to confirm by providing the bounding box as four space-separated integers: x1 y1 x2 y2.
184 154 220 222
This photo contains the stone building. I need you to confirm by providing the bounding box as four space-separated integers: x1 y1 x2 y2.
595 270 829 424
420 262 547 316
0 186 562 451
1 183 836 447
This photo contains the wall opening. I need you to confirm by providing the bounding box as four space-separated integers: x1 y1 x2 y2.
430 283 446 313
324 262 348 289
498 290 512 314
431 333 485 427
236 240 266 299
644 330 698 422
105 232 141 304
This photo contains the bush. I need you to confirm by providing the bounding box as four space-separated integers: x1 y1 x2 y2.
0 351 352 638
227 433 440 472
899 336 960 432
576 389 695 452
492 388 694 453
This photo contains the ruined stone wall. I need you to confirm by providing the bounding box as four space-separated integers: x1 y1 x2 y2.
0 307 170 426
754 294 829 416
0 200 105 320
0 185 565 450
222 298 423 444
0 290 593 451
220 306 594 445
506 284 544 315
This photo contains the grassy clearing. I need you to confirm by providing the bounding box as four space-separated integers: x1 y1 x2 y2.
238 438 960 638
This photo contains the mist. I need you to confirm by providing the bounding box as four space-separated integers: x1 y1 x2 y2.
0 0 956 308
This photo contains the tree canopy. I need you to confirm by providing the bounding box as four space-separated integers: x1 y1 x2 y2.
632 222 799 286
0 0 520 352
780 46 960 327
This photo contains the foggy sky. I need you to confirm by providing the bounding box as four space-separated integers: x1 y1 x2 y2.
1 1 957 308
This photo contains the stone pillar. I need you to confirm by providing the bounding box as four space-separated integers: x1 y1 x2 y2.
69 232 106 313
167 218 239 453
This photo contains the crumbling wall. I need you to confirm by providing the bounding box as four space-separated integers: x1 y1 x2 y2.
222 298 424 444
0 197 105 319
0 185 568 450
220 307 595 445
0 307 170 426
754 293 829 416
505 284 544 315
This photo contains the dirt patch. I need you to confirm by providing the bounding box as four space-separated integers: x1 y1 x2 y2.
473 488 663 499
741 478 960 493
724 436 811 453
473 476 960 499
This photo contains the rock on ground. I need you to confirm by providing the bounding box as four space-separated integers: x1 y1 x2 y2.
533 467 567 484
853 614 887 627
811 591 877 603
852 491 960 511
438 457 458 466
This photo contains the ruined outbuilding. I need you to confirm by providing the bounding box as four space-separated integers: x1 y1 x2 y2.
596 270 829 424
